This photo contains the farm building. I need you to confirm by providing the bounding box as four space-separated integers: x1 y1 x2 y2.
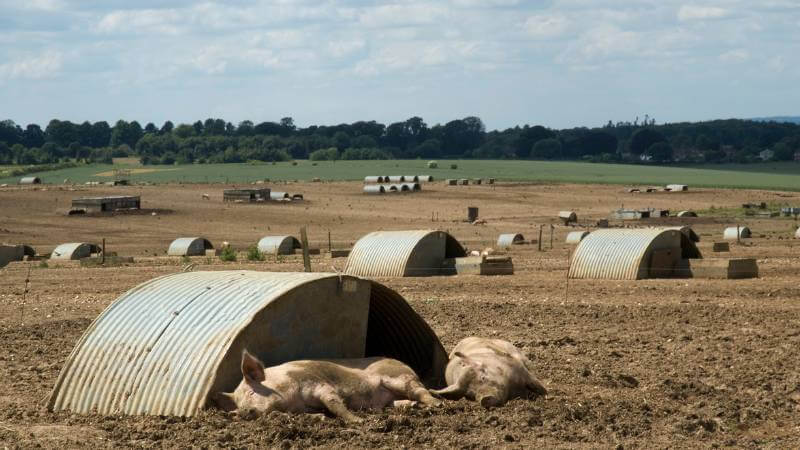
666 184 688 191
497 233 525 248
446 179 457 186
223 189 271 202
404 176 420 182
610 208 669 220
565 231 590 244
47 271 447 417
345 230 467 277
363 185 386 194
257 236 302 255
723 227 751 240
270 191 290 200
71 196 141 213
401 183 421 192
364 176 385 183
19 177 41 185
50 243 101 261
568 228 701 280
677 210 697 217
387 176 405 183
458 179 469 185
168 237 214 256
559 211 577 224
418 175 434 182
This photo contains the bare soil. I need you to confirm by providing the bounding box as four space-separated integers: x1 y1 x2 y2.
1 181 800 448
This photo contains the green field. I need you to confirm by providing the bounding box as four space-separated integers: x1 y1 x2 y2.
1 160 799 191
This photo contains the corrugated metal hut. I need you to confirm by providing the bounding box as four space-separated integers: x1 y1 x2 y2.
19 176 41 185
565 231 590 244
223 189 270 202
666 184 688 191
364 176 384 183
391 184 410 192
446 179 457 186
168 237 214 256
401 182 421 192
418 175 433 182
559 211 577 224
71 196 141 213
363 185 386 194
0 244 23 267
458 179 469 185
404 176 419 182
387 176 405 183
677 210 697 217
50 243 101 260
568 228 701 280
796 227 800 239
723 227 751 240
497 233 525 248
427 161 438 168
47 271 448 417
257 236 302 255
345 230 467 277
270 192 290 201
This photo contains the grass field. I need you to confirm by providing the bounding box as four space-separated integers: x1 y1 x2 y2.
1 160 799 190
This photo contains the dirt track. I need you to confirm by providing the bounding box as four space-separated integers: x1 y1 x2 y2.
1 181 800 448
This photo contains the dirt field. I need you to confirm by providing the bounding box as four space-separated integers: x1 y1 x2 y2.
1 181 799 448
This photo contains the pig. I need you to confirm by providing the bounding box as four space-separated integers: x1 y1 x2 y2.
431 337 547 408
213 350 441 423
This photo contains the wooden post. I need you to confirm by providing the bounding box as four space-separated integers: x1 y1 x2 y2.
538 225 543 252
328 230 332 253
102 238 106 265
737 224 741 244
550 225 554 249
300 227 311 272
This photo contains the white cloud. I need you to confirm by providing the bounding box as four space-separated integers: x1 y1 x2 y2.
95 9 184 35
719 48 750 63
678 5 730 21
524 14 569 38
0 51 63 80
357 3 449 27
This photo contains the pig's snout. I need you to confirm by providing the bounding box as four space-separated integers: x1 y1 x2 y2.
478 394 500 408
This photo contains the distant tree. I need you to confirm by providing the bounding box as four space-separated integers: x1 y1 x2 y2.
0 141 11 163
644 142 673 162
144 122 158 134
332 131 350 151
516 125 555 158
351 134 378 148
531 138 562 159
22 124 45 148
628 128 666 155
0 120 22 146
90 121 111 147
773 142 794 161
160 120 174 134
45 119 77 148
192 120 204 135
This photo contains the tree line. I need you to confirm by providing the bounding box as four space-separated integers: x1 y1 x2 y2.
1 115 799 166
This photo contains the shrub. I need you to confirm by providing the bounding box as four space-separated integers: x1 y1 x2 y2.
219 246 237 262
246 245 265 261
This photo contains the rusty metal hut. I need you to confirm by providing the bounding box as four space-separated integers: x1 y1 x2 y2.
47 271 447 416
568 228 701 280
168 237 214 256
257 236 302 255
496 233 525 248
345 230 467 277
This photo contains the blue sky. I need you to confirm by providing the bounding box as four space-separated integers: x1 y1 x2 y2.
1 0 798 130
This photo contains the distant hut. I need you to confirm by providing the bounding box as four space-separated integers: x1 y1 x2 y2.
559 211 578 225
568 228 701 280
257 236 302 255
497 233 525 248
795 227 800 239
446 179 457 186
458 179 469 185
723 227 751 240
404 176 420 182
565 231 590 244
363 185 386 194
270 192 290 201
387 176 405 183
427 161 438 168
19 177 41 185
50 243 101 260
401 183 421 192
677 210 697 217
418 175 434 182
666 184 688 192
364 176 384 183
345 230 467 277
168 237 214 256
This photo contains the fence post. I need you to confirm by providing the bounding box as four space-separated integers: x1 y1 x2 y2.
300 227 311 272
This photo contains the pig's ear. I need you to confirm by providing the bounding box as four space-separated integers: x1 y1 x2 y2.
212 392 238 412
453 351 468 360
241 350 266 382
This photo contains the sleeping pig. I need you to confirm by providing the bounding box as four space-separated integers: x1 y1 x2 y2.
431 337 547 408
213 350 441 422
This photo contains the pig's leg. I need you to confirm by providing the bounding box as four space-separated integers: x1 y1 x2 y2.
381 376 441 406
430 373 472 400
316 387 363 423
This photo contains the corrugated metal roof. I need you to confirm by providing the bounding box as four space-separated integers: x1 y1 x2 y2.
345 230 466 277
404 176 419 182
795 227 800 239
167 237 213 256
19 176 41 184
363 185 386 194
418 175 433 182
568 228 683 280
497 233 524 247
401 183 421 191
565 231 590 244
257 236 301 255
270 192 290 200
48 271 447 416
723 227 751 240
559 211 577 222
676 210 697 217
50 242 99 260
364 176 384 183
387 176 405 182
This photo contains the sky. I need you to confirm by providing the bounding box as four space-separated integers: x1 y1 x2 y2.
0 0 798 131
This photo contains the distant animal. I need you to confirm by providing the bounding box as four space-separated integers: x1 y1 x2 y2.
202 193 210 200
481 248 494 256
432 337 547 408
469 250 481 257
213 350 441 422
